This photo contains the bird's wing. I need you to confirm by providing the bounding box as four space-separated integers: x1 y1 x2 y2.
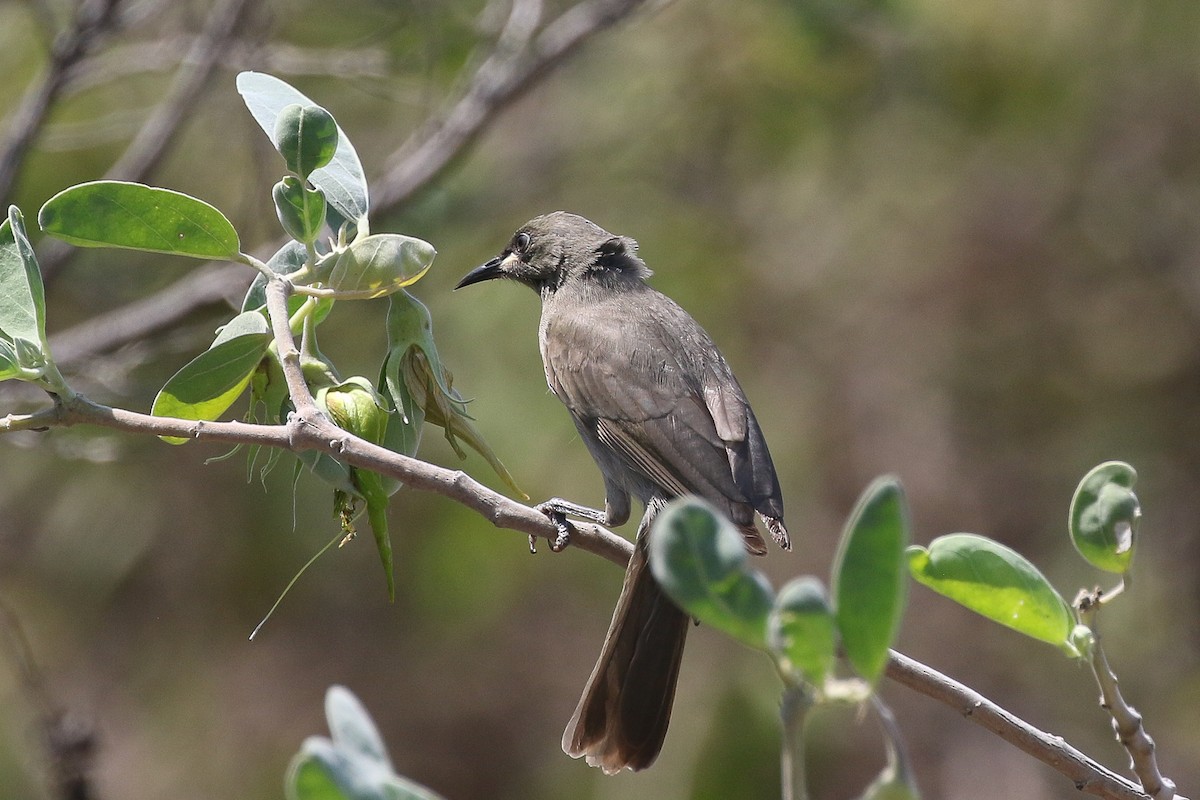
543 291 780 550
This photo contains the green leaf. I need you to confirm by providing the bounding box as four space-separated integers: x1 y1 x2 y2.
768 577 837 687
0 207 48 348
324 686 390 766
648 497 774 650
832 477 909 685
274 176 327 243
285 686 446 800
275 104 339 179
907 533 1078 656
242 240 326 317
318 377 399 601
1068 461 1139 574
383 291 523 498
151 311 271 443
0 338 21 382
38 181 240 260
315 234 435 298
236 71 369 224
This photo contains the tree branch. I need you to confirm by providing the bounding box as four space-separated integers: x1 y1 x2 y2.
885 650 1160 800
0 0 122 200
38 0 256 282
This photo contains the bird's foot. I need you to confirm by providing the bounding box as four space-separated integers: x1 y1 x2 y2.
533 497 605 553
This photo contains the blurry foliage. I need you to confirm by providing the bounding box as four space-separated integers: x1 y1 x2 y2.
0 0 1199 798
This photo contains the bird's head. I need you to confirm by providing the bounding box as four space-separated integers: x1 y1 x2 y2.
455 212 650 295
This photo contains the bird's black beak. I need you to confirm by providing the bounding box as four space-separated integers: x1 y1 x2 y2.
454 256 506 290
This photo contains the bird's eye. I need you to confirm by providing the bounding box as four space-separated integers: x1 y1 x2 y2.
513 232 531 253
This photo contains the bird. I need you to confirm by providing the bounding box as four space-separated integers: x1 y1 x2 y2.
455 211 789 773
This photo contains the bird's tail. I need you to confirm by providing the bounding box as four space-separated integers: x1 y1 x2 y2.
561 536 689 773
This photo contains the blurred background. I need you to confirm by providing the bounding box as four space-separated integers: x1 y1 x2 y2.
1 0 1198 797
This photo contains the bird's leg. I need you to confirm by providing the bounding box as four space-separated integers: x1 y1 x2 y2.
534 498 610 553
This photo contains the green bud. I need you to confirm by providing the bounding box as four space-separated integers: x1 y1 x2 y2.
273 103 338 179
272 176 326 243
1069 461 1139 574
318 377 389 447
13 336 45 374
768 577 837 687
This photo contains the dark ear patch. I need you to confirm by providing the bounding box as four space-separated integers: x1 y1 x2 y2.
594 236 651 278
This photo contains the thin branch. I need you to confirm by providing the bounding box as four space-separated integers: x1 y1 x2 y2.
885 650 1156 800
375 0 651 210
1077 592 1180 799
33 392 634 568
102 0 253 182
38 0 256 282
0 593 98 800
0 0 122 200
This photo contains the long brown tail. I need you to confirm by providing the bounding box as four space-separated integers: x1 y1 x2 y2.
561 537 689 773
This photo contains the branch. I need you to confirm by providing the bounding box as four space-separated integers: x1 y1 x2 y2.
6 390 633 569
885 650 1157 800
0 593 97 800
38 0 256 282
0 0 121 200
1076 592 1180 799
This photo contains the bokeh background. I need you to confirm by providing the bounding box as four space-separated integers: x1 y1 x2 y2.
1 0 1199 797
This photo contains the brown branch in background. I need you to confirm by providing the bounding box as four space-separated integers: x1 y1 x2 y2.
0 595 98 800
38 0 256 282
0 0 122 200
375 0 651 210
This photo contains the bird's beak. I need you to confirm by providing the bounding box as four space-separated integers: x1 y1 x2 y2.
454 255 508 290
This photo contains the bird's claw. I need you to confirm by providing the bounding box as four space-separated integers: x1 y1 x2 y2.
535 503 574 553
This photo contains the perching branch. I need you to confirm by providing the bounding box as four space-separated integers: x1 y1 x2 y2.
1076 591 1179 799
0 365 1177 800
885 650 1165 800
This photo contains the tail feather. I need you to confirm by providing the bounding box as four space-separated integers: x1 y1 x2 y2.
562 539 689 773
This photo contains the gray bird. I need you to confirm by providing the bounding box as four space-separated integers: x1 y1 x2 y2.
455 211 790 773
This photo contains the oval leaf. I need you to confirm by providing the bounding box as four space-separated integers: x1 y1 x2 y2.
907 533 1077 656
0 207 48 348
832 477 909 685
317 234 435 298
1069 461 1139 574
648 497 774 650
151 312 271 443
325 686 390 766
274 176 327 243
285 686 446 800
0 338 22 382
237 71 369 224
275 104 339 179
768 577 837 687
39 181 240 259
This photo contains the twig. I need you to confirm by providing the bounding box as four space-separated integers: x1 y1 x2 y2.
885 650 1155 800
0 593 98 800
33 391 633 567
1 387 1180 800
0 0 122 200
375 0 650 210
38 0 256 282
1076 591 1179 799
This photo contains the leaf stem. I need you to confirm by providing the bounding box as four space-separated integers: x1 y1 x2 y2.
780 685 811 800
